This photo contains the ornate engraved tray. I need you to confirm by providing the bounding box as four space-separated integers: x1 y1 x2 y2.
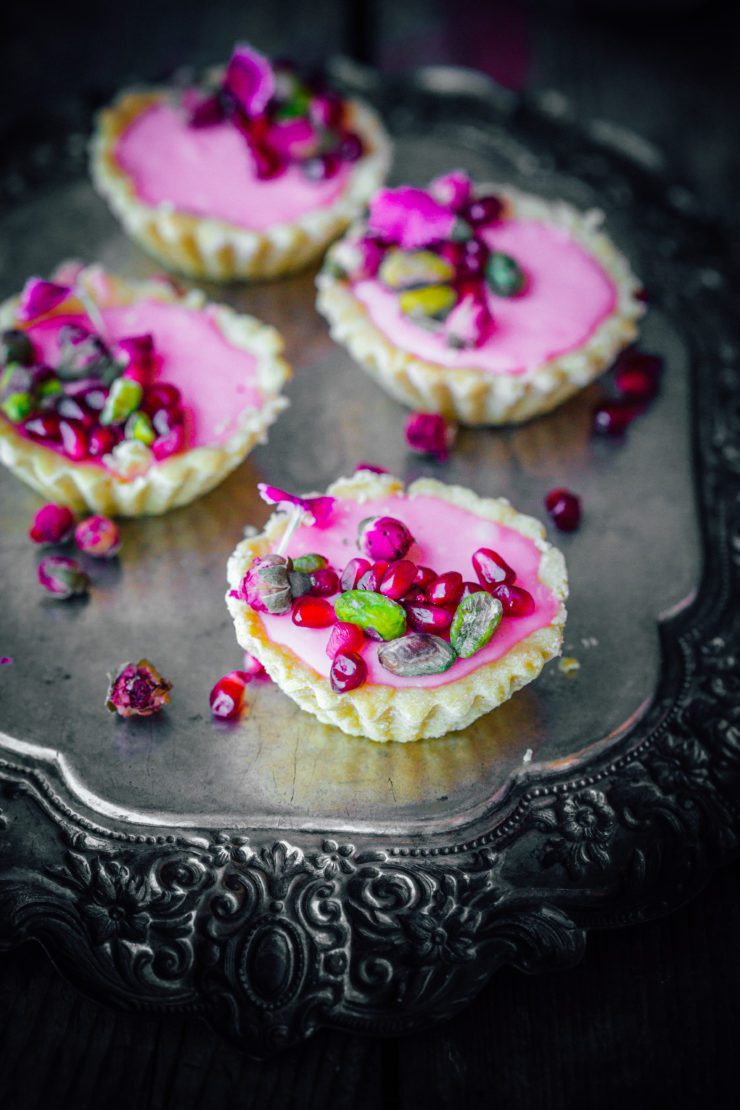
0 65 738 1056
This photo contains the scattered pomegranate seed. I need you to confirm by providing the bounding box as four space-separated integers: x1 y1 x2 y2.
544 488 581 532
405 412 456 461
29 503 75 545
359 560 390 592
209 670 250 720
330 650 367 693
309 568 339 597
490 583 535 617
592 399 640 437
242 652 266 678
340 557 371 592
379 559 417 600
405 601 454 634
428 571 463 607
292 595 336 628
413 565 437 590
614 351 663 401
472 547 516 588
326 622 365 659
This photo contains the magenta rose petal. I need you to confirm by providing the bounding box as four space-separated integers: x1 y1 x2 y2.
368 187 457 249
17 278 72 322
257 483 335 525
224 43 275 118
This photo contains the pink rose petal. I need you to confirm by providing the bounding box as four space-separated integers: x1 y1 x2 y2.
17 279 72 322
368 187 456 249
257 484 335 525
224 43 275 118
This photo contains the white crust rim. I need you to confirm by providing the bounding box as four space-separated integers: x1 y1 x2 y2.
226 471 568 743
0 265 291 516
316 185 645 425
90 89 392 282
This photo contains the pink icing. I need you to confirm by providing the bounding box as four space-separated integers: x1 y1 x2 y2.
352 220 617 375
114 100 352 230
257 492 561 690
26 299 264 448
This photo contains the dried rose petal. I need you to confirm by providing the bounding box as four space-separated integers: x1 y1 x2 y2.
405 412 457 461
115 334 156 385
106 659 172 718
429 170 472 211
38 555 89 599
75 515 122 558
224 43 275 118
29 503 76 545
368 187 456 250
354 461 388 474
257 483 335 525
17 278 72 322
0 656 12 665
266 117 317 159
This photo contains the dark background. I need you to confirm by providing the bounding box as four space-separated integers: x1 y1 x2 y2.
1 2 739 1107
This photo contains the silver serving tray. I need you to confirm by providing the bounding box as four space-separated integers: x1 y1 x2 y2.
0 65 737 1055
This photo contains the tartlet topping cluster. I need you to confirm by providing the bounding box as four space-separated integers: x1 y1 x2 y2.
186 42 366 182
239 486 538 692
325 172 527 349
0 278 187 473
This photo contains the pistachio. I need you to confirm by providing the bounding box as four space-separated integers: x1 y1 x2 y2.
450 591 503 658
1 391 33 423
399 284 457 323
334 589 407 642
378 633 457 677
292 553 328 573
485 252 526 297
100 378 143 426
125 410 156 446
379 249 455 290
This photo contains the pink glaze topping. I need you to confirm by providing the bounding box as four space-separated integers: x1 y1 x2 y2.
258 492 561 690
114 100 352 230
26 300 264 448
352 219 617 375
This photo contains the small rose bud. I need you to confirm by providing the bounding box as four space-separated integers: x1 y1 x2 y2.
106 659 172 718
38 555 90 599
405 412 456 461
29 503 76 544
240 554 292 614
357 516 414 561
74 515 122 558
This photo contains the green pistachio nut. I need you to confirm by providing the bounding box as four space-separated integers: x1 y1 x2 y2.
378 633 458 677
485 252 526 297
101 378 143 426
125 410 156 446
450 591 503 659
292 553 328 573
1 391 33 423
379 249 455 290
334 589 407 641
37 377 63 401
399 284 457 322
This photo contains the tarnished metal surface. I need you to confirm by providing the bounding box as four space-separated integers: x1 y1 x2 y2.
0 84 699 835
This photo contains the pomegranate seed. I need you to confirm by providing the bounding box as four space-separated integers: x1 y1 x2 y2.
592 399 640 437
406 602 453 634
472 547 516 588
79 386 107 412
490 583 535 617
340 557 371 592
242 652 266 678
292 595 336 628
252 142 287 180
303 152 340 181
428 571 463 606
88 426 118 458
152 426 185 460
457 238 489 280
437 241 465 270
25 413 61 442
614 351 663 402
359 560 390 592
122 364 150 388
330 650 367 693
152 406 184 436
460 580 482 600
404 587 428 604
326 621 365 659
413 565 437 590
338 131 363 162
59 419 89 461
57 396 95 428
309 568 339 597
463 195 503 228
142 383 182 415
209 671 249 720
379 559 417 600
545 488 581 532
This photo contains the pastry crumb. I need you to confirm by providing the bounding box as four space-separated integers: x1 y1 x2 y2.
559 656 581 676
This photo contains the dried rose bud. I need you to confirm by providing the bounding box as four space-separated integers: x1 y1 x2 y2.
38 555 90 599
240 554 292 614
106 659 172 718
29 503 76 545
358 516 414 561
74 515 122 558
405 412 456 461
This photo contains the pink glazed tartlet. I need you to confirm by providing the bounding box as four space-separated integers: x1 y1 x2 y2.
0 264 290 515
226 471 567 742
316 172 645 424
91 44 391 282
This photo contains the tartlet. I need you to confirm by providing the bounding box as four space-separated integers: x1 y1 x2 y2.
91 43 392 282
226 471 568 743
0 263 290 516
316 172 644 425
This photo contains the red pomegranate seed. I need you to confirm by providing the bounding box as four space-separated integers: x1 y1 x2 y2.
413 565 437 590
404 587 427 604
59 419 89 461
592 399 640 437
309 568 339 597
544 488 581 532
292 595 336 628
79 386 107 412
614 351 663 402
340 557 370 592
152 406 184 436
472 547 516 588
457 238 489 280
152 426 185 460
142 383 182 415
88 426 118 458
326 621 365 659
25 413 61 442
359 560 390 592
428 570 463 606
379 559 417 600
406 602 453 634
330 650 367 693
460 580 482 600
490 583 535 617
57 396 95 428
209 671 249 720
463 195 503 228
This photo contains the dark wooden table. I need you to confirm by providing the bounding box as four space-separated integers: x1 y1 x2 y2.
1 2 738 1106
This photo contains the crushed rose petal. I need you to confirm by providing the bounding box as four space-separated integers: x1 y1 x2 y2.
17 278 72 322
106 659 172 718
354 461 388 474
257 483 335 525
224 43 275 118
368 187 456 250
